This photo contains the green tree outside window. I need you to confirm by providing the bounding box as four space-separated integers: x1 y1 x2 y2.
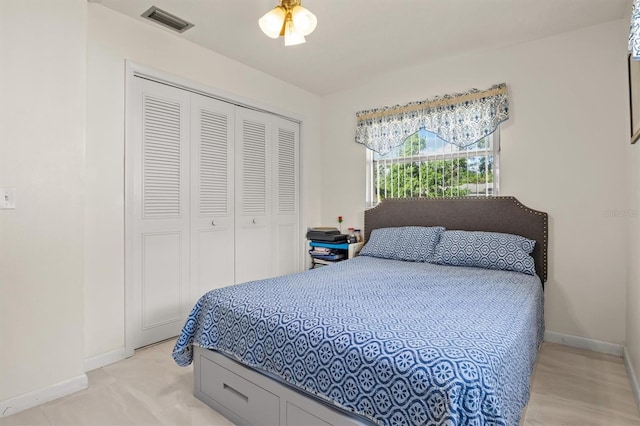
373 130 495 201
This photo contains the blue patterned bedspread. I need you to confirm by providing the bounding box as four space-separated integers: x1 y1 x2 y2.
173 256 544 426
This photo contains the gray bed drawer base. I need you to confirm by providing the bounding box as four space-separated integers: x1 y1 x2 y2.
193 346 372 426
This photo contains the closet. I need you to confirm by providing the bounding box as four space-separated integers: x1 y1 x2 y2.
129 76 300 349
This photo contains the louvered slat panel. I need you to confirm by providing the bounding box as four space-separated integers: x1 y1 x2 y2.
199 109 228 216
277 128 296 213
143 95 182 218
242 120 266 214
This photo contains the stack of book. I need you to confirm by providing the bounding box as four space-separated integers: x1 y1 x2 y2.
308 246 345 261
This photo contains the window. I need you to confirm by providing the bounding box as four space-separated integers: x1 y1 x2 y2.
366 129 499 205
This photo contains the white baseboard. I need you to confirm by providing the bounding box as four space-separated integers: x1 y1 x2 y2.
624 346 640 414
84 347 125 372
0 374 87 418
544 331 623 356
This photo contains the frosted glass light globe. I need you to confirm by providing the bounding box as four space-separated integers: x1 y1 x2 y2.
291 5 317 36
259 7 285 39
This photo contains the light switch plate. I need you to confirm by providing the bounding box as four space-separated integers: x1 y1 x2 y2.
0 188 16 209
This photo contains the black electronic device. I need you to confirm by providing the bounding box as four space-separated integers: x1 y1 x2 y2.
306 227 348 243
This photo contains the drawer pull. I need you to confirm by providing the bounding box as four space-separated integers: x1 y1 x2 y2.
223 383 249 403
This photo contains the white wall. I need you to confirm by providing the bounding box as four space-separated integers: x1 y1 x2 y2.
627 1 640 402
321 20 630 344
626 124 640 401
0 0 87 406
85 4 323 361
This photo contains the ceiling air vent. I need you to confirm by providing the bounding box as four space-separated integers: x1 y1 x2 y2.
141 6 194 33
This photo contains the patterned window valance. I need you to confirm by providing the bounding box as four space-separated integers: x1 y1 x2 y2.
355 83 509 155
631 0 640 60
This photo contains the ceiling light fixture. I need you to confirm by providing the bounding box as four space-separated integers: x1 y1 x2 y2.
259 0 317 46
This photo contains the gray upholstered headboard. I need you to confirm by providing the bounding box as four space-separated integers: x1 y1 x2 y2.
363 197 548 283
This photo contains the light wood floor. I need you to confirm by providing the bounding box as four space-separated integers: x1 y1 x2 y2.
1 341 638 426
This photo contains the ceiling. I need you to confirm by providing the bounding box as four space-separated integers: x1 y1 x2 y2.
93 0 629 95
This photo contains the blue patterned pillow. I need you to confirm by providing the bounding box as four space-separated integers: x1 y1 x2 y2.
360 226 445 262
359 227 402 259
432 230 536 275
393 226 445 262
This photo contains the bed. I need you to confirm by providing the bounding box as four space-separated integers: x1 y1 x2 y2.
172 197 548 426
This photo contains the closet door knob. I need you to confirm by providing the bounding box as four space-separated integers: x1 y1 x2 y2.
252 218 256 224
211 220 215 226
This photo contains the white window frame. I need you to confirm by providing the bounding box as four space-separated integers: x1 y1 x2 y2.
366 130 500 207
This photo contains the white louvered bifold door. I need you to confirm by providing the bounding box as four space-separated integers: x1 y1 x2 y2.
272 117 300 276
132 78 191 349
235 107 273 283
190 94 235 302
